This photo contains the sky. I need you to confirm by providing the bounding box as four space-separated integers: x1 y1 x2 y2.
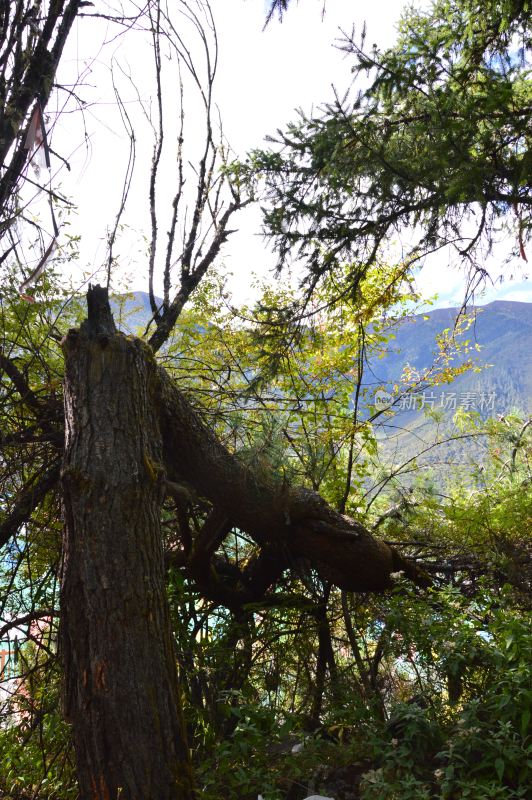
37 0 530 309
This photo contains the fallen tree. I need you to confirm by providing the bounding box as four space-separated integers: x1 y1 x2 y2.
156 324 430 598
54 283 429 798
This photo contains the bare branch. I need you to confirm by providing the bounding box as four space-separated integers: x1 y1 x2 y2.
0 609 56 641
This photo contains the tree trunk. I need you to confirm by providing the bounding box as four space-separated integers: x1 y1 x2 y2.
157 365 430 593
60 287 193 800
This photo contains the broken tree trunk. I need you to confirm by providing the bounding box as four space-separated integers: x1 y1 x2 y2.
157 365 429 593
60 286 193 800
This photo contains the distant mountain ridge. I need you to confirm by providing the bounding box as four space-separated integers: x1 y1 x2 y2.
364 300 531 472
368 300 532 418
117 293 531 419
117 292 530 472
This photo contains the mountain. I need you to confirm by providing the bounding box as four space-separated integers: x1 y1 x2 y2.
110 291 157 334
368 300 532 415
364 301 532 474
117 292 531 472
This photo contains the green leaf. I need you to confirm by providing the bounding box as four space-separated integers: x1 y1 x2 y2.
521 709 530 738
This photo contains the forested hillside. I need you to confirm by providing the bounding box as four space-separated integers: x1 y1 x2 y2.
369 301 532 473
117 292 531 477
370 301 532 413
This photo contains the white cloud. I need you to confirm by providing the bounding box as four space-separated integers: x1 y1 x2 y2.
479 282 532 305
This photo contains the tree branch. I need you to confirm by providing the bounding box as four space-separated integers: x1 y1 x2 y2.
0 461 60 549
0 609 56 640
156 363 430 592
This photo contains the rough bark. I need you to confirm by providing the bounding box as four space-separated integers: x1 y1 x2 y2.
60 287 193 800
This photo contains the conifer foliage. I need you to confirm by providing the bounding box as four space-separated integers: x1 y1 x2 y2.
241 0 531 293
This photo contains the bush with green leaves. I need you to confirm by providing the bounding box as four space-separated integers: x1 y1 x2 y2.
0 672 76 800
360 593 531 800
